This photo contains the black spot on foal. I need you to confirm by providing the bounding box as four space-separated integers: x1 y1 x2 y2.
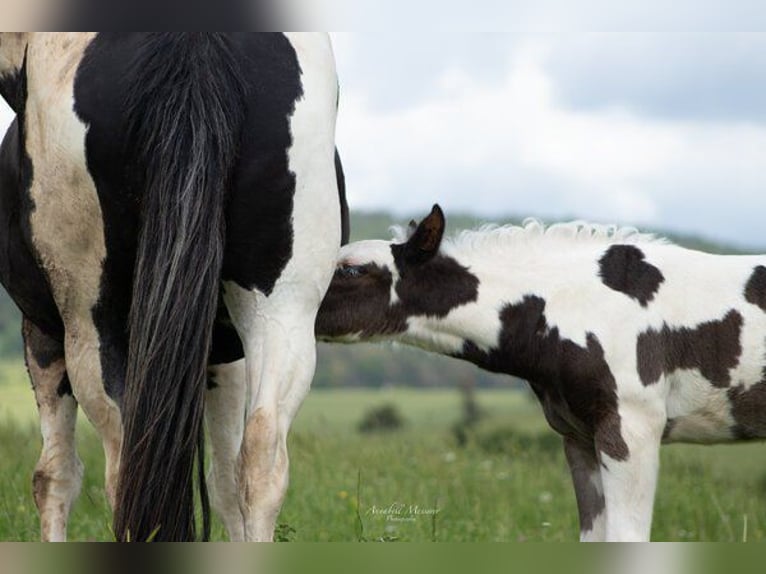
316 253 480 340
458 295 629 462
744 266 766 311
598 245 664 307
728 382 766 439
636 310 743 387
393 254 480 319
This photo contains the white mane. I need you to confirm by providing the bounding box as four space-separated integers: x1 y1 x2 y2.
392 218 668 254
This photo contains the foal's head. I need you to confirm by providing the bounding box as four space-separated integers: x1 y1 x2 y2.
316 205 480 342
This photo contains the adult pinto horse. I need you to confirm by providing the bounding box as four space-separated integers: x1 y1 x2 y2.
0 33 344 541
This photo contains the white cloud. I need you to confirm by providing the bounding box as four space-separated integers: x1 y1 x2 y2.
335 36 766 247
335 0 766 33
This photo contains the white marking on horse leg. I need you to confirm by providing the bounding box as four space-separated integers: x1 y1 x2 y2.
24 325 82 542
64 330 122 509
206 360 247 541
599 391 666 542
223 282 321 542
236 317 317 542
563 437 605 542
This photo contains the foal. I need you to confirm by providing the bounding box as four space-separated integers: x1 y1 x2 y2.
316 205 766 542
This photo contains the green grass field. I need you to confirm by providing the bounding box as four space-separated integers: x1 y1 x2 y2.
1 359 766 542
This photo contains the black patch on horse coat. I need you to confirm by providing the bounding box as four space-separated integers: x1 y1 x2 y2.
457 295 629 462
22 318 71 398
598 245 664 307
220 34 304 296
0 88 63 345
74 33 144 403
207 303 246 389
728 381 766 439
57 373 73 398
209 295 244 367
636 310 743 387
744 266 766 311
21 319 62 370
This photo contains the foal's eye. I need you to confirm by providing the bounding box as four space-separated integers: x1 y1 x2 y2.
337 265 366 278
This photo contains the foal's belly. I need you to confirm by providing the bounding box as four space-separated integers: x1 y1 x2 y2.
663 370 765 444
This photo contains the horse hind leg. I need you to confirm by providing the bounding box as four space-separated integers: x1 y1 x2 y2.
206 358 247 541
224 286 319 542
22 319 83 542
239 328 316 542
62 328 123 512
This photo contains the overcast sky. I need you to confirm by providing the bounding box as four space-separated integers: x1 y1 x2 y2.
3 32 766 248
331 32 766 250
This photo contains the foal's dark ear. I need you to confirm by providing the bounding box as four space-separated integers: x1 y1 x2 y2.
399 204 445 264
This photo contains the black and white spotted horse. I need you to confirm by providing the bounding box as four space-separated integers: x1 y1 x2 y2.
0 33 346 541
316 205 766 541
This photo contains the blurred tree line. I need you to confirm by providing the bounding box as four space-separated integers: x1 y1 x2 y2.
0 210 755 386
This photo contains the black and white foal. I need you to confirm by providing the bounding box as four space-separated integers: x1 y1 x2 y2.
0 33 343 541
316 205 766 542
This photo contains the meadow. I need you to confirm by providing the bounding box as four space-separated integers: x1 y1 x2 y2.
1 359 765 542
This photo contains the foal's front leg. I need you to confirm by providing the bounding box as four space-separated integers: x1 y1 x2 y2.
22 319 83 542
563 436 605 541
596 390 666 542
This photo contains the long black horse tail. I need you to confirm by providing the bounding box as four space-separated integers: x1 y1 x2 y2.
114 33 246 542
